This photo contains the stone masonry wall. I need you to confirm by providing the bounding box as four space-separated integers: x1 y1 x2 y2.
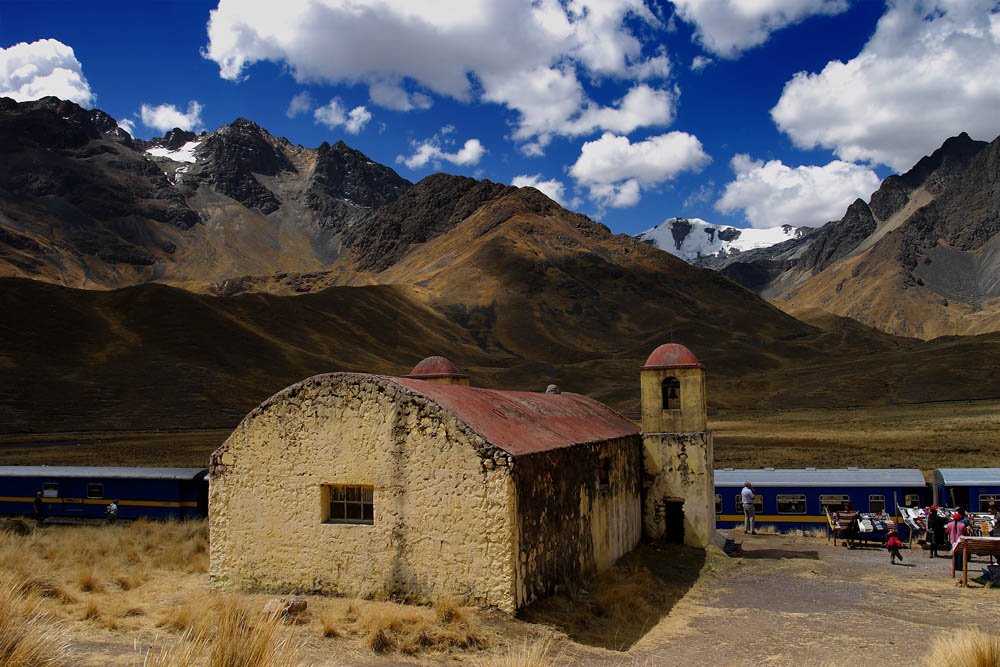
512 437 642 608
209 374 518 612
642 431 714 548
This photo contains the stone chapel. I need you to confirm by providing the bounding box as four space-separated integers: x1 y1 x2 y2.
209 344 713 612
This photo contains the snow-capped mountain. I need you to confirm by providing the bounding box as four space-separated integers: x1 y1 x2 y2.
637 217 809 262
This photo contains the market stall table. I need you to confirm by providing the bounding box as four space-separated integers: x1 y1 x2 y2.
950 536 1000 587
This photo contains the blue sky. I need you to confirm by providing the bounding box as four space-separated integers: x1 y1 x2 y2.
2 1 999 236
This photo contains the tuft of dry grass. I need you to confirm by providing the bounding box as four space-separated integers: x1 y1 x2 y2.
475 636 559 667
0 573 71 667
923 628 1000 667
317 596 487 655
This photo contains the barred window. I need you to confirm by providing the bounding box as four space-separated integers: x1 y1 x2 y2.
326 485 373 524
777 494 807 514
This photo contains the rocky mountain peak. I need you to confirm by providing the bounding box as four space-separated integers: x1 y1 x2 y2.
159 128 198 150
304 140 411 231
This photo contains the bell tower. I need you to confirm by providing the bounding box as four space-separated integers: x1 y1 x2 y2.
640 344 713 548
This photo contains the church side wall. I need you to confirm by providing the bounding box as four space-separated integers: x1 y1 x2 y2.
511 436 642 609
209 376 518 612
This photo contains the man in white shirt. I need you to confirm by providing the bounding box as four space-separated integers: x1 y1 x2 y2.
741 481 757 534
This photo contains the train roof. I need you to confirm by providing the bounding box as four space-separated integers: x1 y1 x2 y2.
933 468 1000 485
0 466 208 481
715 468 926 487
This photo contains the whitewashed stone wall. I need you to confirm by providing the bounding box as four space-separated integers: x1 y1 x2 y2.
210 373 519 612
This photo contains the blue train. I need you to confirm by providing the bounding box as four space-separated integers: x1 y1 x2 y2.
933 468 1000 511
715 468 930 531
0 466 208 520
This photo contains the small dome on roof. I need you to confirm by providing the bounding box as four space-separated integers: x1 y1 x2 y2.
407 356 469 379
641 343 702 369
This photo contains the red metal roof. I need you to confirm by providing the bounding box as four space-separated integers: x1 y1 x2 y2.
406 356 469 379
641 343 702 369
395 378 639 456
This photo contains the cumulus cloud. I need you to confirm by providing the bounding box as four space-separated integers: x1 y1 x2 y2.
691 55 712 71
117 118 136 136
569 131 710 208
512 173 570 206
286 91 314 118
313 98 372 133
771 0 1000 171
671 0 848 58
203 0 677 152
398 128 486 169
716 155 881 229
140 101 204 132
0 39 94 105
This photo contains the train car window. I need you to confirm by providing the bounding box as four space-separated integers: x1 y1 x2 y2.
86 483 104 499
776 494 807 514
980 494 1000 509
734 494 763 513
715 494 722 514
905 493 920 507
324 484 374 525
42 482 58 498
869 495 885 513
819 494 851 512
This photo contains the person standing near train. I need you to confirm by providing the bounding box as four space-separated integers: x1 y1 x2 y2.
741 481 757 534
926 505 944 558
33 491 45 525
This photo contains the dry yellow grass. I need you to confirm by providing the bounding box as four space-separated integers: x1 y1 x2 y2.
711 399 1000 471
923 628 1000 667
0 573 71 666
474 636 559 667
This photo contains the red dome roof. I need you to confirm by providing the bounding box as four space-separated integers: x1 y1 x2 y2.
406 356 469 379
641 343 702 369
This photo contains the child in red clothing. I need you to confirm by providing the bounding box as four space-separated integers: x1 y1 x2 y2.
887 531 904 564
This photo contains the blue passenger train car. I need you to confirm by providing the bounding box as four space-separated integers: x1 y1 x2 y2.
0 466 208 520
933 468 1000 511
715 468 928 531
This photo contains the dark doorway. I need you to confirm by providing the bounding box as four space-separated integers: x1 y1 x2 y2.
664 499 685 544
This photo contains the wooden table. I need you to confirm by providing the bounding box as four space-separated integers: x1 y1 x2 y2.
950 536 1000 587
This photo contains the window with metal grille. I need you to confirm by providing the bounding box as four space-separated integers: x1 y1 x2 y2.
776 494 807 514
326 484 373 524
735 494 763 513
869 495 885 513
86 483 104 499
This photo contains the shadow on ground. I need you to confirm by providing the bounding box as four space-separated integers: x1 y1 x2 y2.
739 548 820 560
518 542 705 652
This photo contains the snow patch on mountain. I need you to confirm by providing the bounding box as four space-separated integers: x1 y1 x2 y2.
637 217 806 261
146 140 201 163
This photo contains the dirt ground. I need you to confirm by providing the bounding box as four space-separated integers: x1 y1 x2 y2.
40 532 996 666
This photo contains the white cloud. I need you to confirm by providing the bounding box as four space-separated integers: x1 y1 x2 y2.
671 0 848 58
512 173 570 206
398 130 486 169
569 131 710 208
117 118 135 136
715 155 881 229
203 0 677 153
313 98 372 134
286 91 313 118
140 101 204 132
771 0 1000 171
691 55 712 71
0 39 94 105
